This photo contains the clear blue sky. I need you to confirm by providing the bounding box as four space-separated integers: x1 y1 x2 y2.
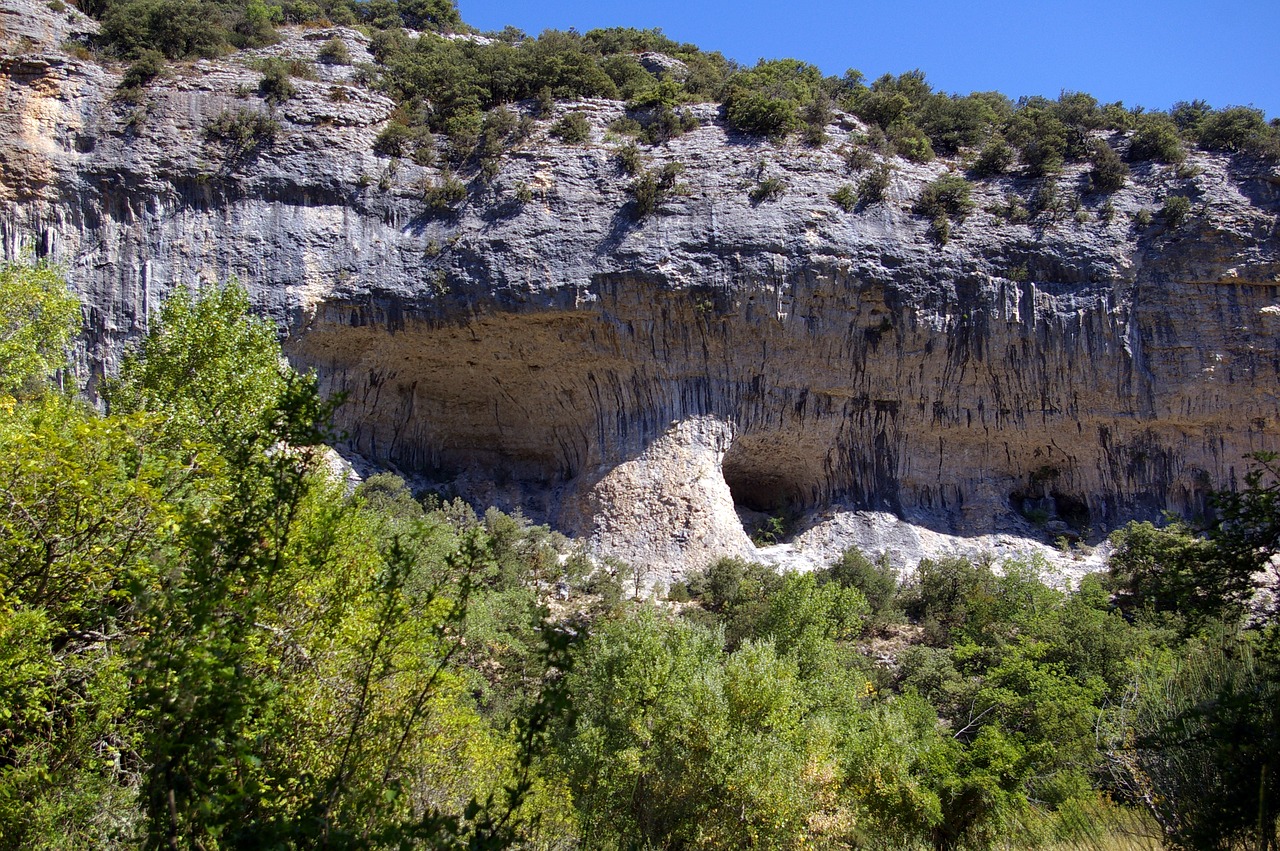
458 0 1280 118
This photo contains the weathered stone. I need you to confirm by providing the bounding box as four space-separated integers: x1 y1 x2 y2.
636 52 688 81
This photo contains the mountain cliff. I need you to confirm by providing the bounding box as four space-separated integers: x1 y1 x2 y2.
4 0 1280 580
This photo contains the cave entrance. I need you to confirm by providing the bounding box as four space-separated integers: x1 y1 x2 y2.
721 435 813 545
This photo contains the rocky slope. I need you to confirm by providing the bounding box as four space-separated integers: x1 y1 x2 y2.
4 0 1280 581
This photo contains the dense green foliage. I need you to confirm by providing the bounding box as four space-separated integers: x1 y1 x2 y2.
0 260 78 396
0 268 577 848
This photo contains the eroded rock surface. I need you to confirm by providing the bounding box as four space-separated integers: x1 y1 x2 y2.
4 0 1280 580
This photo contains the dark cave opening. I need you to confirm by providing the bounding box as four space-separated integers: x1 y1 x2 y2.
721 436 808 514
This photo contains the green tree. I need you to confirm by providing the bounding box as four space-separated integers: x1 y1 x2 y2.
1129 113 1186 163
1103 632 1279 850
723 58 825 139
0 261 78 397
1212 452 1280 625
560 608 834 849
104 282 295 453
826 546 899 628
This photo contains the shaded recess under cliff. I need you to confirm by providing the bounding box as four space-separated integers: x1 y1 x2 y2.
290 263 1280 577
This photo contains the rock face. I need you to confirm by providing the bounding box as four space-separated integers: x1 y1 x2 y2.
4 1 1280 580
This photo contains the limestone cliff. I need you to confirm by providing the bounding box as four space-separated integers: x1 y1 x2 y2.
4 0 1280 580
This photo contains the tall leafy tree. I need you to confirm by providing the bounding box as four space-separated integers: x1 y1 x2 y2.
0 261 78 398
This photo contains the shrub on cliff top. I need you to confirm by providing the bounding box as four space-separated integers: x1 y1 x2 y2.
1196 106 1280 159
1087 140 1129 193
1128 113 1185 163
723 58 825 139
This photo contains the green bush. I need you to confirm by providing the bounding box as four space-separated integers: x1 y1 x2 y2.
1102 635 1280 851
606 115 642 138
629 161 683 217
1004 97 1089 177
316 36 350 65
1100 100 1136 131
615 143 642 175
372 120 433 161
442 109 482 160
843 144 875 172
1196 106 1280 158
858 162 892 204
257 58 296 106
928 215 951 245
891 124 934 163
801 96 831 146
1029 178 1062 217
1128 113 1185 163
1086 140 1129 193
599 54 657 100
627 77 685 110
118 48 166 91
988 192 1030 224
1161 194 1192 227
969 138 1014 177
1171 98 1212 135
203 108 280 151
915 92 1007 155
550 111 591 144
474 105 520 176
422 168 467 215
99 0 250 60
382 0 462 31
724 89 799 138
723 58 824 139
913 173 974 222
1105 520 1226 628
748 176 786 204
901 555 999 645
627 103 698 145
825 547 899 628
830 183 858 212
